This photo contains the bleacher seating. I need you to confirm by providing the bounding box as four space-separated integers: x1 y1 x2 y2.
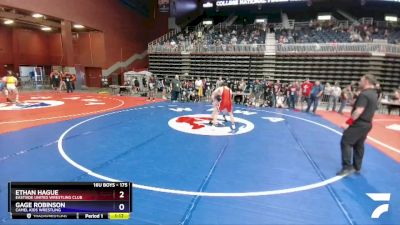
148 19 400 93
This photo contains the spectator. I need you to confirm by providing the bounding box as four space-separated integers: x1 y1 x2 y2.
134 78 140 93
306 81 324 113
216 76 224 88
171 75 181 102
159 78 166 99
323 83 332 103
253 79 261 99
2 71 19 103
50 70 61 92
301 78 314 110
375 83 382 100
142 76 147 88
288 81 299 109
276 92 286 108
338 85 352 114
327 82 342 111
64 72 74 93
394 89 400 101
204 78 212 102
59 71 67 91
386 88 400 115
147 75 156 101
273 80 282 107
195 77 203 102
239 79 247 92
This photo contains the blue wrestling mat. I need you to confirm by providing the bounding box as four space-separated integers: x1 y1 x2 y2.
0 102 399 225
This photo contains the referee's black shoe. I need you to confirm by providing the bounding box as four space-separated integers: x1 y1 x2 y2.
336 168 355 176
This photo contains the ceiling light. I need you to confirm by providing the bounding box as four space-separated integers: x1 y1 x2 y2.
3 19 14 25
385 15 398 22
73 24 85 29
255 18 267 23
41 26 52 31
317 14 332 21
32 13 44 18
203 20 213 25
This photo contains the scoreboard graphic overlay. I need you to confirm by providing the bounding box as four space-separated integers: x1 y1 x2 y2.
8 182 131 220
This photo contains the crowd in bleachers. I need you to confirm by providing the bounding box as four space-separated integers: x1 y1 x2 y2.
155 19 400 51
159 23 267 51
276 20 400 44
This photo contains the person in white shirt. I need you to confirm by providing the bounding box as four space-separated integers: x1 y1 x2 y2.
323 82 332 105
194 77 203 102
276 92 286 108
327 82 342 111
239 79 246 92
216 77 224 88
231 36 237 45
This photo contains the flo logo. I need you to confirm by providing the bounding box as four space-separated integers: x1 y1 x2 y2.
0 100 64 110
168 114 254 136
366 193 391 219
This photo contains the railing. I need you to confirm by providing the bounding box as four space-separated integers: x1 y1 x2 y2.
276 43 400 55
336 20 350 29
359 17 374 26
148 44 269 53
149 42 400 55
148 29 179 47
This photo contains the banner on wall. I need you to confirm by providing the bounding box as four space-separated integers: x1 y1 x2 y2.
158 0 170 12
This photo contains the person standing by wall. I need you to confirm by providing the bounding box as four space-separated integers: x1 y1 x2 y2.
216 76 224 88
301 78 313 111
323 82 332 104
375 82 382 111
159 78 166 99
2 71 19 103
71 73 77 91
64 72 74 93
195 77 203 102
171 75 181 102
147 75 156 101
0 75 5 99
273 80 282 108
50 70 61 92
288 81 299 109
59 71 67 92
204 78 212 102
338 85 351 114
306 80 323 113
337 74 378 175
134 78 140 93
327 82 341 111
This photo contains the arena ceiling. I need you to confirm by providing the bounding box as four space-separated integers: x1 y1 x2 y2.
202 0 400 22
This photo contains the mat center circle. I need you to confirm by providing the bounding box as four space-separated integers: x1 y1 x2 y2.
168 114 254 136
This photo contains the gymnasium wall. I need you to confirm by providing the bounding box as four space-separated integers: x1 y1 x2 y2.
0 0 169 70
0 26 106 68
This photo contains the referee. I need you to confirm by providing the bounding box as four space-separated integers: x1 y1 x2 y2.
337 74 378 176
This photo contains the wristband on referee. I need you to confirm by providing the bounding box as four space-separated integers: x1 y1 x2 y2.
345 118 354 126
